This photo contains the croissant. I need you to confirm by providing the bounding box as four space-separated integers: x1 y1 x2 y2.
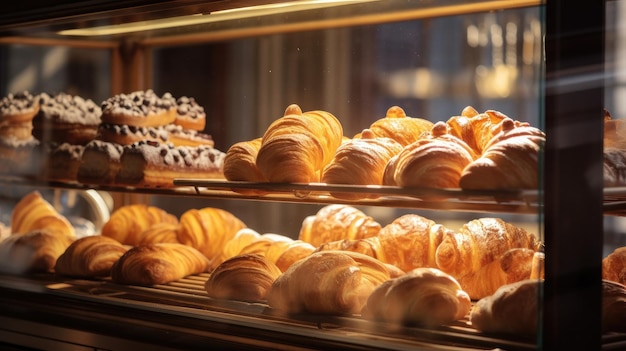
209 228 262 269
445 108 513 155
267 250 391 315
435 218 541 280
469 279 540 337
210 228 294 270
602 279 626 333
263 235 297 265
316 214 449 272
237 233 293 258
603 246 626 285
10 191 75 238
177 207 247 260
135 222 181 245
205 254 282 303
298 204 381 247
365 106 434 146
604 147 626 187
256 104 344 183
101 204 178 246
457 247 537 300
604 110 626 149
321 129 403 198
0 230 74 274
362 267 471 327
471 279 626 336
459 118 545 190
223 138 267 182
274 240 316 272
54 235 128 278
388 122 476 188
110 243 210 286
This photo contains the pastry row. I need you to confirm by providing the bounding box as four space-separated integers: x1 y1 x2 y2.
224 104 546 193
1 191 625 337
4 90 626 190
0 90 225 187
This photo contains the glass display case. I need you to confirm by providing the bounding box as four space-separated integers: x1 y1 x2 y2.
0 1 614 350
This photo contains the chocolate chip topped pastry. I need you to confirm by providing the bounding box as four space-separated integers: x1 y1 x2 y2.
101 90 177 127
77 139 124 185
0 91 40 142
33 92 102 145
96 122 170 146
45 142 85 182
116 140 225 187
0 137 41 175
174 96 206 131
164 124 214 147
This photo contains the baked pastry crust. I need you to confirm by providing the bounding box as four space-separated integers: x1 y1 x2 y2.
33 92 101 145
298 204 381 248
256 104 344 183
0 230 74 274
205 253 282 302
77 139 123 185
365 106 433 147
100 90 176 127
115 141 225 187
110 243 210 286
10 190 76 238
100 204 178 246
174 96 206 131
362 267 471 327
54 235 128 278
267 250 392 315
0 91 39 141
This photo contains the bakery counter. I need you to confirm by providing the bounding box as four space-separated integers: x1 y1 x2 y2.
0 272 541 351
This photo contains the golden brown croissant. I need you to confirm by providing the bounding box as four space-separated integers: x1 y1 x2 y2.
136 222 181 246
209 228 261 269
205 254 282 303
54 235 128 278
223 138 267 182
362 267 471 327
274 240 316 272
0 230 74 274
445 107 512 155
321 129 403 198
267 250 391 315
471 279 626 336
387 122 476 188
469 279 540 337
459 118 545 190
604 147 626 187
10 191 75 238
457 247 537 300
435 218 541 281
602 279 626 333
603 246 626 285
263 235 297 265
316 214 449 273
604 110 626 149
298 204 381 247
177 207 247 260
255 104 344 183
110 243 210 286
210 228 294 270
101 204 178 246
366 106 434 147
